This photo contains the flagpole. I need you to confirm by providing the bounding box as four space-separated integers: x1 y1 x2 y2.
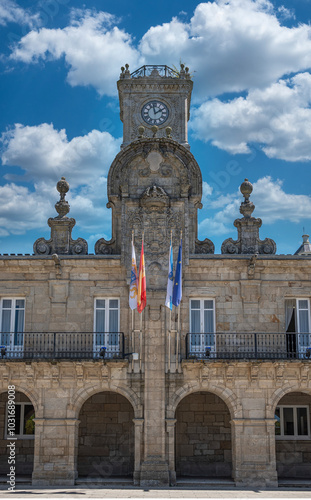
139 231 144 373
168 229 172 372
176 230 182 371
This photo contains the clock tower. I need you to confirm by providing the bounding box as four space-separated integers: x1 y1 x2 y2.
118 64 193 148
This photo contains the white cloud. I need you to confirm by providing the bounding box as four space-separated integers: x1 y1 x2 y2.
10 10 142 96
0 123 121 238
0 0 40 27
199 176 311 238
191 73 311 161
139 0 311 100
1 123 121 186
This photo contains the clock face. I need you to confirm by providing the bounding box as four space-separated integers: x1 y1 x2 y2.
141 100 169 125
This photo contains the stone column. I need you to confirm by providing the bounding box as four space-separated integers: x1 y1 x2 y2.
32 418 80 486
140 295 170 486
133 418 144 485
166 418 177 485
231 418 278 487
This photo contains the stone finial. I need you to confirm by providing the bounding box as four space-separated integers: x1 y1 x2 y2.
138 126 145 139
33 177 88 256
124 63 131 79
165 127 172 138
221 178 276 255
151 125 159 137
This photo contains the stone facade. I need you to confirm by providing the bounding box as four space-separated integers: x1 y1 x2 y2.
0 65 310 488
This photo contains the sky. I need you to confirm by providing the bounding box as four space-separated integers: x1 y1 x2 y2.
1 0 311 256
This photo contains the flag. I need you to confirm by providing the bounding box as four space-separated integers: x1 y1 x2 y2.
129 239 138 310
165 239 173 310
137 240 146 313
172 237 182 307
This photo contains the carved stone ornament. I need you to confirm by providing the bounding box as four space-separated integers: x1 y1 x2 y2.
95 238 116 255
221 179 276 255
195 238 215 254
33 177 88 255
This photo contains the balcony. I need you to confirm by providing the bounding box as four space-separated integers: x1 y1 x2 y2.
0 332 125 360
185 333 311 361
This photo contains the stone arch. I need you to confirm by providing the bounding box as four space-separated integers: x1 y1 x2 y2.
69 382 142 419
167 381 241 420
267 385 311 419
0 386 38 477
268 387 311 480
77 389 136 479
174 386 234 478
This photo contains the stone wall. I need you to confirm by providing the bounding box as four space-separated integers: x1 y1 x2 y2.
275 392 311 478
0 392 34 476
175 392 232 477
78 392 134 477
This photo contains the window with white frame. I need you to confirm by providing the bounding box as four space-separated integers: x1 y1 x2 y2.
275 405 310 439
189 299 215 351
285 299 311 354
0 298 25 350
94 298 120 351
5 402 35 439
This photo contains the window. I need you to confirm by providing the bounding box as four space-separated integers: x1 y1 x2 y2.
189 299 215 354
285 299 310 356
0 298 25 351
275 405 310 439
5 402 35 439
94 298 120 354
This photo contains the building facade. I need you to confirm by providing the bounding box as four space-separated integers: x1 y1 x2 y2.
0 65 310 488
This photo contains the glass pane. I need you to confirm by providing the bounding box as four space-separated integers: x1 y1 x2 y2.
191 334 201 347
2 300 12 309
23 405 35 435
96 299 105 309
204 310 214 333
109 309 118 333
95 310 105 345
190 300 200 309
204 300 213 309
109 299 118 309
15 300 25 309
14 309 24 345
299 310 309 333
297 408 308 436
275 407 281 436
8 404 21 436
283 407 294 435
298 300 308 310
191 309 200 333
1 310 11 344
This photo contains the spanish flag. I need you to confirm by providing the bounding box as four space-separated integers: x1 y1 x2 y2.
137 240 146 313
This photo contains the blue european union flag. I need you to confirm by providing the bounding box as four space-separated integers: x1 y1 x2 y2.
172 238 182 307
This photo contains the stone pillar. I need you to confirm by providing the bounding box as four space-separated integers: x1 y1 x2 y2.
140 296 170 486
133 418 144 485
232 418 278 487
32 418 80 486
166 418 177 485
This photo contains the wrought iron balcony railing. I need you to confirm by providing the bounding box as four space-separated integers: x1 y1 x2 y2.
185 333 311 360
131 65 180 78
0 332 124 360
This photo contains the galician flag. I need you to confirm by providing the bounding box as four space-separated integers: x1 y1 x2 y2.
165 238 173 310
129 238 138 310
172 236 182 307
137 240 147 313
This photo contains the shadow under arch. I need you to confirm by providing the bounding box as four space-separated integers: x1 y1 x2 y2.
77 389 137 480
174 386 234 479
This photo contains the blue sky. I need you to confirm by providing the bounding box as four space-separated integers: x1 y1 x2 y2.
1 0 311 255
